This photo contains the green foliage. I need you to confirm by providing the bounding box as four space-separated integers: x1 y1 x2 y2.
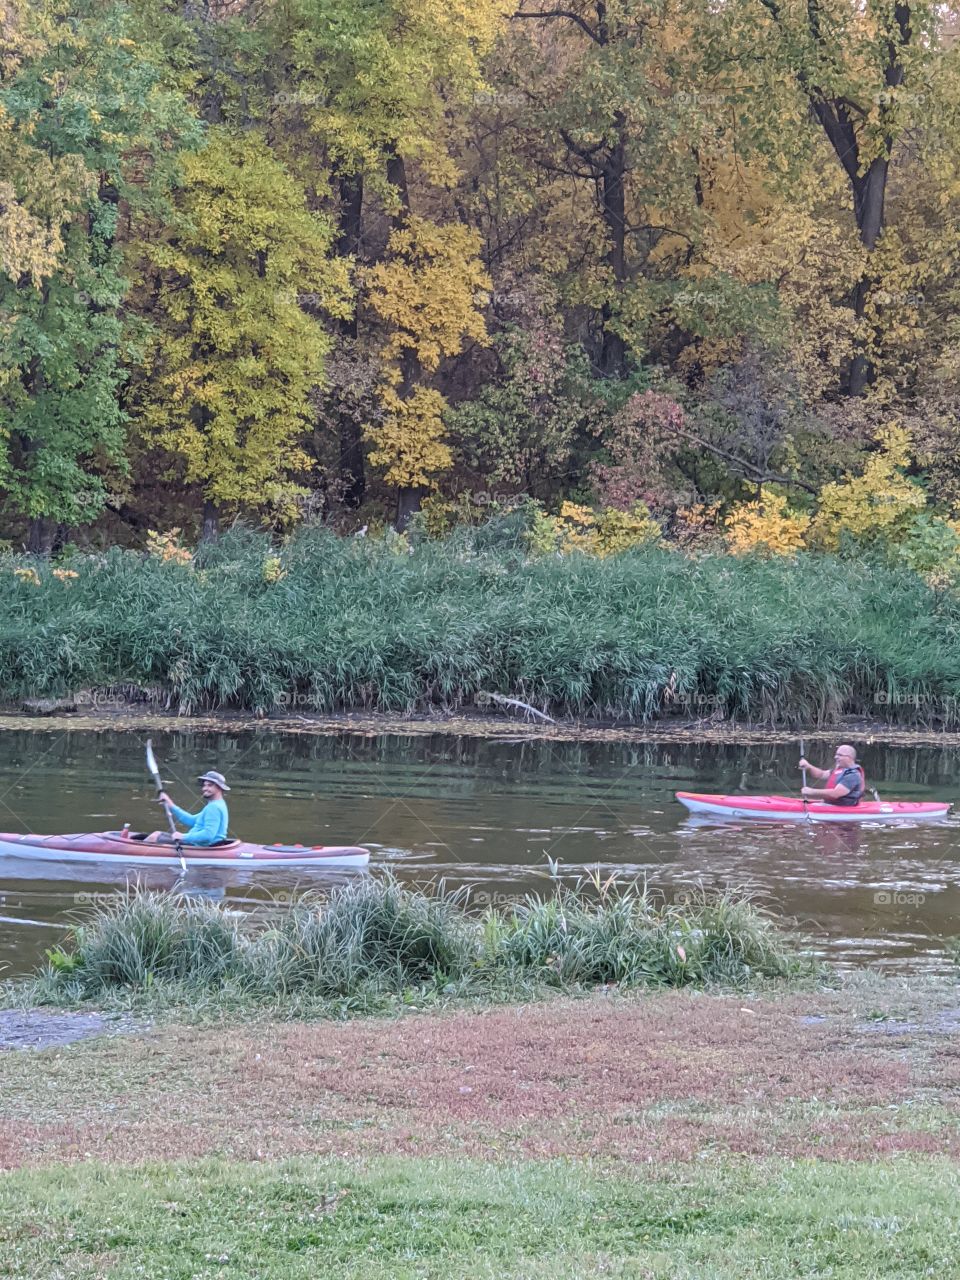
445 278 592 500
0 0 198 527
2 524 960 725
2 0 960 551
896 513 960 581
484 881 794 988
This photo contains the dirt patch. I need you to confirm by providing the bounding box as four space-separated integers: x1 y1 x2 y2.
0 1009 139 1051
1 986 959 1169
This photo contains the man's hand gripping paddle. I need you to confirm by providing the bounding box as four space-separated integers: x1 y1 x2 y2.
146 738 187 874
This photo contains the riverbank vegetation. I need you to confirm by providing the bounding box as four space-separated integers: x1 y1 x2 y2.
3 523 960 724
6 0 960 560
26 878 800 1010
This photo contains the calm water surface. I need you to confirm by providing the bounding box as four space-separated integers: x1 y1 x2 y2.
1 728 958 977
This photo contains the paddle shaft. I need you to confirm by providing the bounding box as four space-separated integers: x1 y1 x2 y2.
146 739 187 873
800 737 811 821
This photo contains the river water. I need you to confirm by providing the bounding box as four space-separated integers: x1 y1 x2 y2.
0 728 957 978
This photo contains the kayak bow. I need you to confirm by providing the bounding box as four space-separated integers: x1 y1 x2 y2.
676 792 951 823
0 831 371 867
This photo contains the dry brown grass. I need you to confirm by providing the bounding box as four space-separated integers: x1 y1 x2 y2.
3 982 960 1170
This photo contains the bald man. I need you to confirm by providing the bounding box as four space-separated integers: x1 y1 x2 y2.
798 744 865 807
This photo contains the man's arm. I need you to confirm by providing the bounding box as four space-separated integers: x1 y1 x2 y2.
167 801 197 828
179 803 220 846
802 783 851 801
798 758 830 781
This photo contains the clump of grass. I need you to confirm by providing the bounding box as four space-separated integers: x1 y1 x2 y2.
239 878 478 998
27 876 803 1010
483 877 794 987
39 893 246 1000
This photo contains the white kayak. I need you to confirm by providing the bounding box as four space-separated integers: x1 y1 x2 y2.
0 830 371 868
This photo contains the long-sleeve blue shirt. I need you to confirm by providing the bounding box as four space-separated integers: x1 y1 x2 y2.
168 798 229 846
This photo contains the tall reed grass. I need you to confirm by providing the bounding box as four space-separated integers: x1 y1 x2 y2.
2 521 958 724
29 877 800 1008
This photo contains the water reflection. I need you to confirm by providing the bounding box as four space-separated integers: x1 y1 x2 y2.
0 728 957 976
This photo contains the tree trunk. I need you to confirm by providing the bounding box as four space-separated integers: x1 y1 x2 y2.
759 0 910 397
201 499 219 543
599 110 628 377
335 171 366 508
396 485 425 531
385 153 430 531
846 156 890 397
27 516 58 557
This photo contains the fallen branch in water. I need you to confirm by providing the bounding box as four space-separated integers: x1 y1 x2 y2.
478 691 557 724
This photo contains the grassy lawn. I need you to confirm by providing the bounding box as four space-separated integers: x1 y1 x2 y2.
3 980 959 1277
1 1155 958 1279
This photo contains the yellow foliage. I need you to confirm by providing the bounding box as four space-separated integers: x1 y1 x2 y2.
367 385 454 490
13 566 40 585
145 528 193 566
533 502 662 558
364 217 490 491
675 500 723 550
725 489 811 556
365 217 490 374
262 556 286 584
810 425 925 551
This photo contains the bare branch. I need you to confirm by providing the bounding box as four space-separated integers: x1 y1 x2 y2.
512 7 601 43
667 424 819 493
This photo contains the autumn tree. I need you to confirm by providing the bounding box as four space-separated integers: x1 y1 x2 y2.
0 0 197 552
132 128 351 535
261 0 509 525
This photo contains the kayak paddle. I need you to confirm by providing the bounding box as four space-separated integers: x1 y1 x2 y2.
146 738 187 874
800 736 811 821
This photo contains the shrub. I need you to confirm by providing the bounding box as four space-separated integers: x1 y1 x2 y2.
28 878 799 1006
810 425 926 551
725 489 811 556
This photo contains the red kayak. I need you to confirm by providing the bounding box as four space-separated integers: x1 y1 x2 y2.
676 792 952 823
0 830 370 867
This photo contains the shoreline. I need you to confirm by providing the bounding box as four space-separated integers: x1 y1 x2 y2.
2 705 960 746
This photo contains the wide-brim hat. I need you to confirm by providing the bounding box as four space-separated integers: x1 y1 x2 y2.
198 770 231 792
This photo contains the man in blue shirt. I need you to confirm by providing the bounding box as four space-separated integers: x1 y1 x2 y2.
158 771 231 845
